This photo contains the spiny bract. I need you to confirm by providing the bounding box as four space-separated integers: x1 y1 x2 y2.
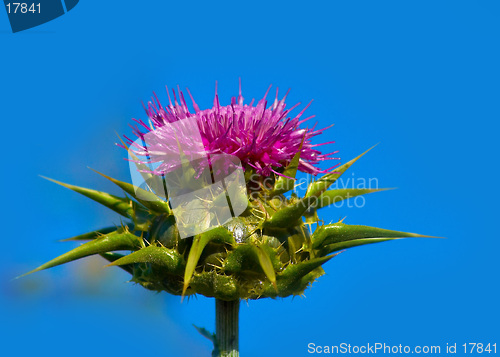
25 85 428 301
26 148 427 300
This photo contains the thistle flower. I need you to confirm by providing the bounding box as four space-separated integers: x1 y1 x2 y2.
24 82 430 357
126 82 338 177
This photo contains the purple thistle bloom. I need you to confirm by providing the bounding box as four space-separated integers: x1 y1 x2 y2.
125 81 339 177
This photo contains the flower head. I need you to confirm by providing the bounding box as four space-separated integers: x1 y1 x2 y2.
125 82 338 177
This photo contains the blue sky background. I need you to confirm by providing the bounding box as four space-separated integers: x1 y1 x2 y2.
1 1 499 356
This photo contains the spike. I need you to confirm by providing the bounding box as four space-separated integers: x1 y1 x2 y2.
18 231 142 278
107 245 185 274
89 168 171 215
270 136 305 196
183 227 235 296
60 226 120 242
305 145 378 198
316 188 392 209
41 176 135 219
312 222 437 251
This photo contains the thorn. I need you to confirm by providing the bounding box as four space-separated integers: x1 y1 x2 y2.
115 131 129 149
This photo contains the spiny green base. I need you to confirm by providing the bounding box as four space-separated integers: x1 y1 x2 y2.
23 148 432 301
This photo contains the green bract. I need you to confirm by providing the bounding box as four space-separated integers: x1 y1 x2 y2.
24 148 429 300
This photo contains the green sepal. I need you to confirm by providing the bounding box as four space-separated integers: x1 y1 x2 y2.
99 252 134 275
129 200 153 231
319 238 400 256
303 188 390 223
294 266 326 295
313 188 391 210
223 245 260 273
286 225 311 263
189 271 240 300
312 222 430 249
60 226 120 241
270 147 302 196
223 244 280 291
90 169 172 215
42 176 135 219
148 214 181 248
276 255 334 296
261 256 334 297
19 231 142 278
305 145 376 198
262 197 316 229
107 245 185 275
279 255 334 282
183 227 235 295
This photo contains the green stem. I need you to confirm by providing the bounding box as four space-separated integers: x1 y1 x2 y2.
215 299 239 357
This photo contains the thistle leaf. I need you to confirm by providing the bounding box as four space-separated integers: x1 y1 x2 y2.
107 245 185 274
19 231 142 278
305 145 376 198
183 227 235 296
193 324 216 343
42 176 135 219
90 169 172 215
